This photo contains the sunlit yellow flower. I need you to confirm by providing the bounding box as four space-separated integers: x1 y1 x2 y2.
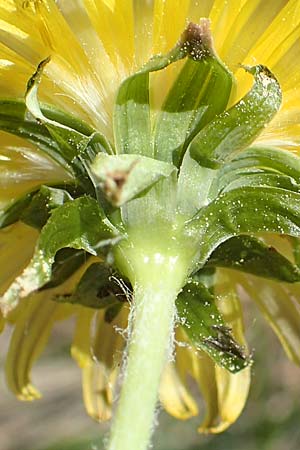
1 0 300 440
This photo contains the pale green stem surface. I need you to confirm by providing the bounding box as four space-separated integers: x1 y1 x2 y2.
107 252 187 450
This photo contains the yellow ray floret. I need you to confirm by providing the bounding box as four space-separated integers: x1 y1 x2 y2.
5 294 69 400
4 258 98 400
219 0 288 69
72 306 128 422
212 280 250 432
153 0 190 54
159 348 199 420
0 132 71 205
83 0 134 73
238 273 300 365
0 222 38 295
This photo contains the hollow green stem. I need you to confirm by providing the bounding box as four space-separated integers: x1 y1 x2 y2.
107 252 187 450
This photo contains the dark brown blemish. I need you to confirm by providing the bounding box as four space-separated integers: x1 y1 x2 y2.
180 19 214 60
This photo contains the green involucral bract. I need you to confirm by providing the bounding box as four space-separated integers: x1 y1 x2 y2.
176 279 250 373
0 196 120 315
114 41 186 158
0 185 73 230
205 235 300 282
1 19 299 422
54 262 125 310
186 186 300 271
189 65 282 168
154 43 233 166
91 153 176 206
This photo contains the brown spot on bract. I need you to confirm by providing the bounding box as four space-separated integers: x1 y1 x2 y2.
180 19 213 60
103 160 138 206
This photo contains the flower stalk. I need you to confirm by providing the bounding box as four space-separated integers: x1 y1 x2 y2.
108 241 189 450
108 279 177 450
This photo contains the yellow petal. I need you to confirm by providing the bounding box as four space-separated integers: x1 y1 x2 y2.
171 326 246 428
83 0 134 73
54 0 119 133
0 132 71 206
257 87 300 149
188 0 215 22
153 0 190 54
133 0 153 68
224 1 300 150
238 273 300 365
175 328 220 431
82 361 115 422
0 40 97 128
0 222 38 295
159 357 198 420
72 305 128 422
93 306 128 367
71 307 94 369
220 0 288 70
269 28 300 91
193 352 220 432
197 284 250 434
207 0 247 54
4 252 93 401
151 0 192 112
5 292 70 400
0 41 34 96
0 1 109 131
249 0 300 86
71 307 113 421
213 274 251 433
